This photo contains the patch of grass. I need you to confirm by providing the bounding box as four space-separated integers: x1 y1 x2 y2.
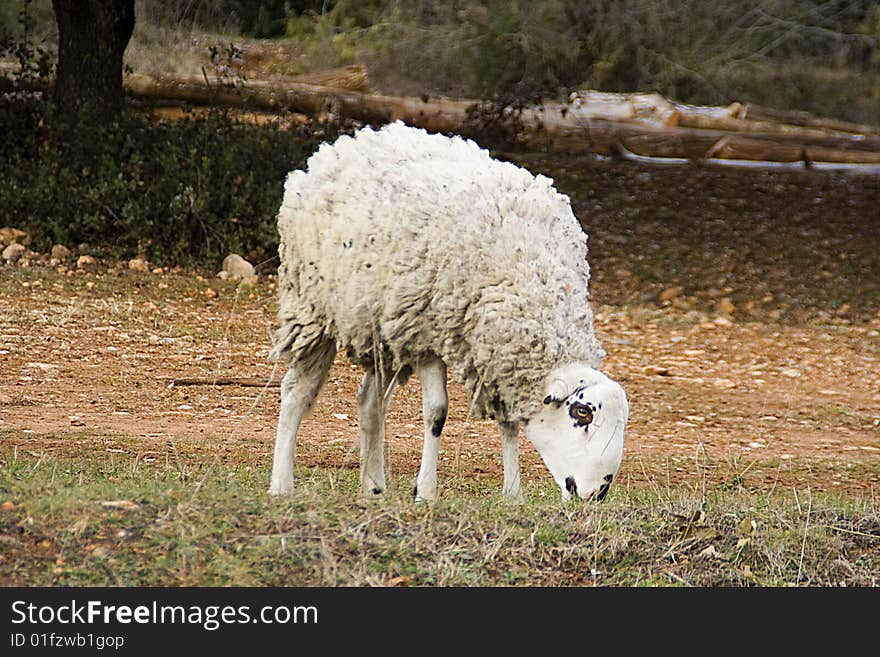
1 445 876 586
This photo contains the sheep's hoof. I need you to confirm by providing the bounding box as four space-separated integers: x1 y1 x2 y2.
361 484 386 498
413 483 438 503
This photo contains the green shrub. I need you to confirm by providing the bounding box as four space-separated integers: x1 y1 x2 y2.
0 101 323 267
284 0 880 125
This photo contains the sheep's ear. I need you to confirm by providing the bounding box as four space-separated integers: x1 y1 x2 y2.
543 379 569 407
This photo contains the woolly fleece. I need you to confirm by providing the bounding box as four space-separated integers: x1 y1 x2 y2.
273 121 605 422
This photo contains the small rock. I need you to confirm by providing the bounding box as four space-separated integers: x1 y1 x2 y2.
51 244 71 260
644 365 671 377
1 501 15 511
221 253 257 284
712 378 737 389
76 254 97 269
0 227 29 246
128 257 150 273
717 297 736 315
2 242 26 263
96 500 140 511
658 286 682 304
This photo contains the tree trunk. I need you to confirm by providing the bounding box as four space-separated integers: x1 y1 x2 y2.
52 0 135 122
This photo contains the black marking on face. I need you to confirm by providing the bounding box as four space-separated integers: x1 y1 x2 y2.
596 474 614 501
568 402 594 427
431 411 447 437
372 487 383 495
565 476 577 496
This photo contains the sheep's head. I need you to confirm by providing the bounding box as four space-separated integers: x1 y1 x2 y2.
525 364 629 502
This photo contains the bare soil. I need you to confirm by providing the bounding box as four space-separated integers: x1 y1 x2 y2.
1 157 878 499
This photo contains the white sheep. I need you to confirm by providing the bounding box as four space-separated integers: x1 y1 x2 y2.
268 121 629 502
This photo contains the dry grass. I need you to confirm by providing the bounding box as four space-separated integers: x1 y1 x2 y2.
1 447 877 587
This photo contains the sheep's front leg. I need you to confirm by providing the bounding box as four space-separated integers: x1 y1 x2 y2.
358 370 397 496
269 345 335 496
499 420 524 503
414 358 447 502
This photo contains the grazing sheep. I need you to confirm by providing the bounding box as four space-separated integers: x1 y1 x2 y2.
269 121 629 502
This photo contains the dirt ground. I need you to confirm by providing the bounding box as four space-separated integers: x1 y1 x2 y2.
1 157 878 499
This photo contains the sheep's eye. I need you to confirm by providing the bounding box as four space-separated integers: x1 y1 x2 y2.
569 403 593 426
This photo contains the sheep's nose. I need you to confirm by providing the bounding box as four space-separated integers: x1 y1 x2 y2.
564 476 578 496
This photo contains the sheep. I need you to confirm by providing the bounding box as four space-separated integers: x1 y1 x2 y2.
268 121 629 502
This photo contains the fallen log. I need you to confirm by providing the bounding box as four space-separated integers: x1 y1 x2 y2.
567 90 679 127
568 89 879 141
704 135 880 164
524 106 880 163
124 73 880 164
7 60 878 167
736 102 880 137
124 72 477 133
286 64 370 93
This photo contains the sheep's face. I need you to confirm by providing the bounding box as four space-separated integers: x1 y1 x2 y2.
525 364 629 502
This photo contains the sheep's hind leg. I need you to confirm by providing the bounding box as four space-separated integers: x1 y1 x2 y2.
499 421 524 503
413 358 447 502
358 370 398 497
268 343 336 496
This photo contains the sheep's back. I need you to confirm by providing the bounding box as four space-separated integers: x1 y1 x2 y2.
275 122 603 419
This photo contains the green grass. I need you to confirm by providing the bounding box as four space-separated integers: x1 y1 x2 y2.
1 444 876 587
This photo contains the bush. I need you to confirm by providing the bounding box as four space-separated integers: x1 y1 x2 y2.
0 101 322 267
285 0 880 125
